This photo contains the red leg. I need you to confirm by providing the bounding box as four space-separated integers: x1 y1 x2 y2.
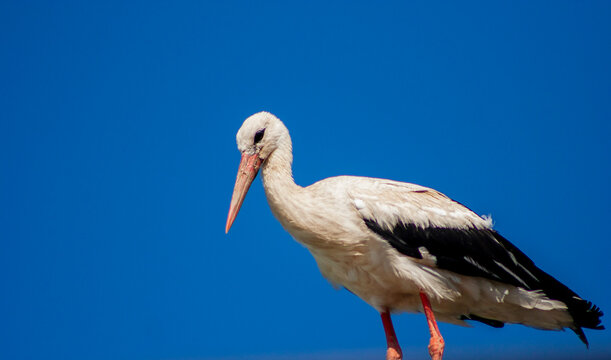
419 292 445 360
381 310 403 360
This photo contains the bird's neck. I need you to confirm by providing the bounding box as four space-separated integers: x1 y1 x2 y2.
261 138 303 225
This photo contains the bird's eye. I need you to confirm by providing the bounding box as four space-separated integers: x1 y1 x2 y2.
254 128 265 143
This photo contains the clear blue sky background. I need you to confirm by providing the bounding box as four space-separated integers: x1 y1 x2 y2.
1 1 610 359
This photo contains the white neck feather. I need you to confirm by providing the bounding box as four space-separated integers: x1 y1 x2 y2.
261 135 304 228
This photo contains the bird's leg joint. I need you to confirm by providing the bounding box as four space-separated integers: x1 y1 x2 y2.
419 291 445 360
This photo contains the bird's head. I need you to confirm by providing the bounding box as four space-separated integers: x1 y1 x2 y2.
226 111 288 233
235 111 286 160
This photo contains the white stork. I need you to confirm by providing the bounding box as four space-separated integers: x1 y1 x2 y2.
225 112 604 360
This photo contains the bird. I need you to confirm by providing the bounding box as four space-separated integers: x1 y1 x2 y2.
225 111 604 360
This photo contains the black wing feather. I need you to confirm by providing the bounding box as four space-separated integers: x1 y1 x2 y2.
363 218 604 345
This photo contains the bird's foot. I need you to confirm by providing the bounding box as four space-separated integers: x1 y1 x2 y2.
427 335 444 360
386 346 402 360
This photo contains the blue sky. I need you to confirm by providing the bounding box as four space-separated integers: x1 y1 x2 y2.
1 1 610 359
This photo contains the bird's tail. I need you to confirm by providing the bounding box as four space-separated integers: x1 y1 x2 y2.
568 298 604 348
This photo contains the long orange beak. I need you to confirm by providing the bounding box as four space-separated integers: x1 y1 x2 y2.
225 152 263 233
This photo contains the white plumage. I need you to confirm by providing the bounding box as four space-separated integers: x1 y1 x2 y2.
225 112 603 360
265 174 570 327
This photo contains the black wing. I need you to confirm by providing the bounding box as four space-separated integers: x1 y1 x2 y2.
364 218 604 346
